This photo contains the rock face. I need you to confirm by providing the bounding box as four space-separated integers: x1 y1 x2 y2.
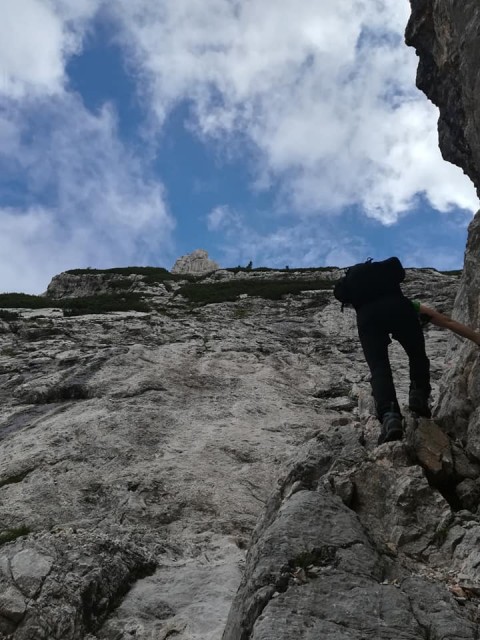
172 249 220 275
2 4 480 635
436 214 480 450
406 0 480 195
2 265 480 639
220 5 480 631
223 437 480 640
406 1 480 471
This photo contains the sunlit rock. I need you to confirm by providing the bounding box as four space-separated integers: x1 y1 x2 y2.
171 249 220 275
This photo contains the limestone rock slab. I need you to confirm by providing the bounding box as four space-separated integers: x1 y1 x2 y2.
406 0 480 194
11 550 53 598
223 423 480 639
0 266 467 638
172 249 219 275
0 585 26 623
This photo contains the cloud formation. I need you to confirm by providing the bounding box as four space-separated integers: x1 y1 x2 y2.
207 204 368 269
0 0 98 98
0 0 478 292
0 95 174 291
206 202 471 274
113 0 478 221
0 93 174 292
0 0 174 292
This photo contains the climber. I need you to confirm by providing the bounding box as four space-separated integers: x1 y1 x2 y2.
334 257 480 446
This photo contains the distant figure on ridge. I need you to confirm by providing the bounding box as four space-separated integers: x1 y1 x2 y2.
334 257 480 445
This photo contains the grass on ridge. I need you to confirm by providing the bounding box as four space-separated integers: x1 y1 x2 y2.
65 266 197 284
177 277 335 305
225 266 337 274
0 526 31 546
0 292 150 316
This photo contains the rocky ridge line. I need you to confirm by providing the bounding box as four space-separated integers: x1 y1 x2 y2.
1 265 478 639
406 0 480 197
221 2 480 636
406 0 480 485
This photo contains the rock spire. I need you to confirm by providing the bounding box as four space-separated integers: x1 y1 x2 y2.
171 249 219 275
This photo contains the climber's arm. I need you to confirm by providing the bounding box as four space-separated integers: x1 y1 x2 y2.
419 304 480 345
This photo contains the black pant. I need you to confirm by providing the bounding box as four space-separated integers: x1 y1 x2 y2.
356 295 430 419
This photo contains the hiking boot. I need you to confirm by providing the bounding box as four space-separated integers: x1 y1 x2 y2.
409 385 431 418
378 412 403 445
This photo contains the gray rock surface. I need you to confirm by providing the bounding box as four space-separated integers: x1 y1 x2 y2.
436 214 480 453
221 3 480 635
172 249 220 275
0 4 477 636
1 264 478 639
406 0 480 196
222 409 480 639
406 0 480 474
10 549 53 598
45 271 171 300
0 587 26 624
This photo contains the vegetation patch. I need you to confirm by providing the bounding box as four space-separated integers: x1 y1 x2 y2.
224 266 337 275
290 547 336 569
0 347 17 357
62 293 150 316
0 526 31 546
412 268 462 276
0 292 151 316
28 383 90 404
439 270 462 276
177 277 335 305
303 293 331 310
433 525 450 546
105 280 134 290
0 293 58 309
225 266 274 274
0 470 31 489
0 309 19 321
65 266 196 284
233 306 253 319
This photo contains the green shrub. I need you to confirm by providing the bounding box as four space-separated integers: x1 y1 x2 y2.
0 526 31 546
177 278 335 305
107 280 134 290
225 266 337 274
0 470 31 488
0 347 17 357
0 293 56 309
65 266 196 284
439 270 462 276
0 309 19 321
233 306 252 319
0 292 151 316
62 293 150 316
412 268 461 276
290 547 336 569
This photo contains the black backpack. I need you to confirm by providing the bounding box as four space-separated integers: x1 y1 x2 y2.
333 257 405 310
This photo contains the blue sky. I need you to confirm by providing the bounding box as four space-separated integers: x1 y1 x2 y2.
0 0 478 293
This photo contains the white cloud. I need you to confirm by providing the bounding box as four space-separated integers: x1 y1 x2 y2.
207 205 242 232
0 0 477 291
0 198 171 295
206 204 368 269
113 0 478 222
0 0 63 97
0 0 102 98
0 94 174 293
0 206 76 293
206 202 470 272
0 0 176 293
